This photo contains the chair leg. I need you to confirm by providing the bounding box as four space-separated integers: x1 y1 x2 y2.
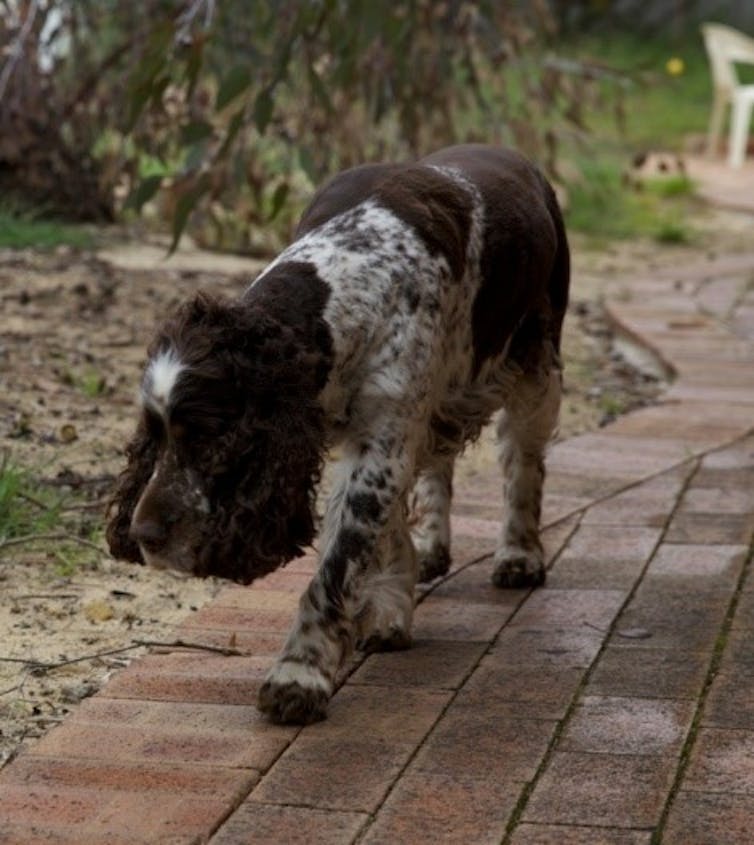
729 95 754 168
707 92 727 157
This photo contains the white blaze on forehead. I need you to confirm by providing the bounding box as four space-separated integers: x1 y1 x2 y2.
142 349 184 417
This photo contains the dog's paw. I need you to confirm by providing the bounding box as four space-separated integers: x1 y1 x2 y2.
491 547 545 589
358 626 412 654
258 661 331 725
417 544 451 583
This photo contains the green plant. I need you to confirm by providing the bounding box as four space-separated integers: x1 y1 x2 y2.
566 155 695 243
0 205 94 250
0 453 62 541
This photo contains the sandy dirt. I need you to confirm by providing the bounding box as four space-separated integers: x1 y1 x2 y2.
1 205 748 766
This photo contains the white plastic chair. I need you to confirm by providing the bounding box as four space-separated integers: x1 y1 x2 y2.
702 22 754 167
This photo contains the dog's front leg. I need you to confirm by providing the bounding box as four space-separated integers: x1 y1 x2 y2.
258 415 417 724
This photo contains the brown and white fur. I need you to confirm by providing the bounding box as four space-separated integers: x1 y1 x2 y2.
106 144 570 724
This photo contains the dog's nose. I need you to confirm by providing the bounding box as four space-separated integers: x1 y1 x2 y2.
130 519 168 553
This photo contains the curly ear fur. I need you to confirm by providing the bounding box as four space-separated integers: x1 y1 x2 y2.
105 418 157 563
189 294 330 583
121 281 332 583
197 398 325 583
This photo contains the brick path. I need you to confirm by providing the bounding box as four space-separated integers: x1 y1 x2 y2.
2 251 754 844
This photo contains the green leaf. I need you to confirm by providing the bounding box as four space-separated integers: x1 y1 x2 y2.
217 108 245 158
126 82 153 132
298 147 318 183
253 88 274 134
184 39 204 97
124 174 163 212
169 174 211 255
216 65 252 110
307 65 332 114
267 181 289 222
181 119 214 145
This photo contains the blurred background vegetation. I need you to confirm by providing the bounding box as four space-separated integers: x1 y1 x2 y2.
0 0 748 253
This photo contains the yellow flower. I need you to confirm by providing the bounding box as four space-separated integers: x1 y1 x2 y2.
666 57 685 76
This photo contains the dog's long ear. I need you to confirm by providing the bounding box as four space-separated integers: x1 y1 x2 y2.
105 418 158 562
200 397 325 583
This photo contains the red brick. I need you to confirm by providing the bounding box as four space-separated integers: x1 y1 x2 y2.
548 525 660 587
541 493 594 525
427 558 526 606
665 511 754 544
180 603 295 634
490 625 604 670
680 487 754 515
558 525 661 563
541 514 581 563
251 736 410 813
550 433 687 477
663 790 754 845
512 588 627 631
214 587 301 611
361 770 522 845
610 586 730 652
701 440 754 471
101 653 271 704
580 465 691 528
559 695 694 755
510 824 652 844
411 701 556 781
646 543 747 588
0 828 151 845
683 727 754 793
28 719 281 771
608 402 750 445
349 640 486 689
0 784 103 827
88 792 233 841
212 802 367 845
587 646 710 699
522 751 677 828
458 659 585 719
172 626 286 656
412 595 516 641
545 470 627 499
248 569 315 592
703 671 754 729
0 755 257 798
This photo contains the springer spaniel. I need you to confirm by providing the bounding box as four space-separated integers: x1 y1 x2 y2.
106 144 570 724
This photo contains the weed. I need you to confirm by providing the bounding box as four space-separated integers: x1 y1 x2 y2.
78 371 107 399
0 453 62 541
0 202 94 250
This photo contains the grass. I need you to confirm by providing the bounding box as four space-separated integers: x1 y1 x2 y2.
0 205 95 250
0 453 63 542
555 30 712 242
0 452 104 573
565 156 695 243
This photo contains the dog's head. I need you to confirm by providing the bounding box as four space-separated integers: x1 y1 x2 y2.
106 291 328 583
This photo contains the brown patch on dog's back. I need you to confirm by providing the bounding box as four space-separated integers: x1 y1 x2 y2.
374 167 473 281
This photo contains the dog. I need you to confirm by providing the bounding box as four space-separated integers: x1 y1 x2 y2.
106 144 570 724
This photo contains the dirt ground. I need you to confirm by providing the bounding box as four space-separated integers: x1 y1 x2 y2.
0 205 750 766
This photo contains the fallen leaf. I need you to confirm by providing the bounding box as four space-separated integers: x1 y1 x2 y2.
616 627 652 639
83 600 114 623
59 423 78 443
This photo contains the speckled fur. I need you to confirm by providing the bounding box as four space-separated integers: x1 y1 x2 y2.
107 144 569 725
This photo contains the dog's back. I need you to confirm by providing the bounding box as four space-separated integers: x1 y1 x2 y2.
296 144 569 374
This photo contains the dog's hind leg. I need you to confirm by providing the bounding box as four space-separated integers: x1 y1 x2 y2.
355 516 417 653
410 456 454 582
492 346 561 589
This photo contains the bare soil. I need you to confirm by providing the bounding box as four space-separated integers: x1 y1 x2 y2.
0 206 748 766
